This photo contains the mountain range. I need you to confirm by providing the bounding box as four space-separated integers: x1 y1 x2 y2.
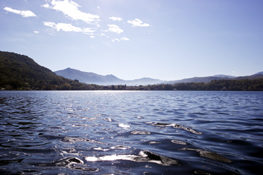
55 68 163 85
1 50 263 89
55 67 263 85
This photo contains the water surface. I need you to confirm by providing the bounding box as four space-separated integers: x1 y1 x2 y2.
0 91 262 174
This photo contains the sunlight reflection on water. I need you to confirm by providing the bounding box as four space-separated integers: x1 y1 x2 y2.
0 91 262 174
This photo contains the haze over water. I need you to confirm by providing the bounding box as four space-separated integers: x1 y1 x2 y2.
0 91 262 174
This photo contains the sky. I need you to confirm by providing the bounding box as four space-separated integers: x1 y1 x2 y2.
0 0 263 81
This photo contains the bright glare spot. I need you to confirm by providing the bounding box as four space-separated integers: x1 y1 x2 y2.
118 123 130 128
85 156 98 161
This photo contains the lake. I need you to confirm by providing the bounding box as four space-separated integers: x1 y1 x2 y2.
0 91 262 174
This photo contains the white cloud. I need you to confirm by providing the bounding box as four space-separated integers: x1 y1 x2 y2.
42 4 50 8
121 37 129 41
107 24 123 34
109 16 122 21
112 38 120 42
42 0 99 24
44 21 55 27
4 7 36 17
34 31 39 34
111 37 129 42
44 22 81 32
82 28 94 33
43 22 95 34
127 19 150 27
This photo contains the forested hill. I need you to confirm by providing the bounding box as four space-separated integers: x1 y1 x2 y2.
0 51 90 90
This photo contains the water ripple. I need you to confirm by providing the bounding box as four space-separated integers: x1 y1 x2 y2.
0 91 263 174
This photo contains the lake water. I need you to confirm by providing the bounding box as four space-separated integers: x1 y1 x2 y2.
0 91 262 174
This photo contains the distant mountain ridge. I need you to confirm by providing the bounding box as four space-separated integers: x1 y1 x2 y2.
55 68 124 85
55 68 163 85
1 50 262 90
254 71 263 75
213 74 236 78
55 67 263 85
166 74 263 84
166 76 229 84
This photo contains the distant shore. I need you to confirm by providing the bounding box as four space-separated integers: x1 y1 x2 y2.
1 78 263 91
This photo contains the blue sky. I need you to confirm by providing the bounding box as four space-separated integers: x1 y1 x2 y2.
1 0 262 81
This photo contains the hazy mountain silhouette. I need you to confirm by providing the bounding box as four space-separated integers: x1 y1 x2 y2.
55 67 263 85
55 68 124 85
213 74 236 78
254 71 263 75
55 68 163 85
165 74 263 84
166 76 230 84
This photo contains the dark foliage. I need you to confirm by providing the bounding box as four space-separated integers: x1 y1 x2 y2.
142 79 263 91
0 51 94 90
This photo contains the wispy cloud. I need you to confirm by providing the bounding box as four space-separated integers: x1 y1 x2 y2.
111 39 119 42
44 22 81 32
42 0 99 25
82 28 94 33
127 19 149 27
33 31 39 34
112 37 130 42
121 37 129 41
4 7 36 17
109 16 123 21
43 22 94 34
107 24 123 34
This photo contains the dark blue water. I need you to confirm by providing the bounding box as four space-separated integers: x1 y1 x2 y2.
0 91 262 174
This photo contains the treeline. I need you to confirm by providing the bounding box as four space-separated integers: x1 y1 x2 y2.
0 79 126 90
1 78 263 91
143 78 263 91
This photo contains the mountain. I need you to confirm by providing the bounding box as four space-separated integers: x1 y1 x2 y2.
55 68 124 85
166 76 229 84
1 50 262 89
254 71 263 75
165 73 263 85
233 74 263 80
55 68 163 85
213 74 236 78
0 51 88 90
126 77 164 86
55 67 263 86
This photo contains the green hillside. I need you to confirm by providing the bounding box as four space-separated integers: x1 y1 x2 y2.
0 51 93 90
